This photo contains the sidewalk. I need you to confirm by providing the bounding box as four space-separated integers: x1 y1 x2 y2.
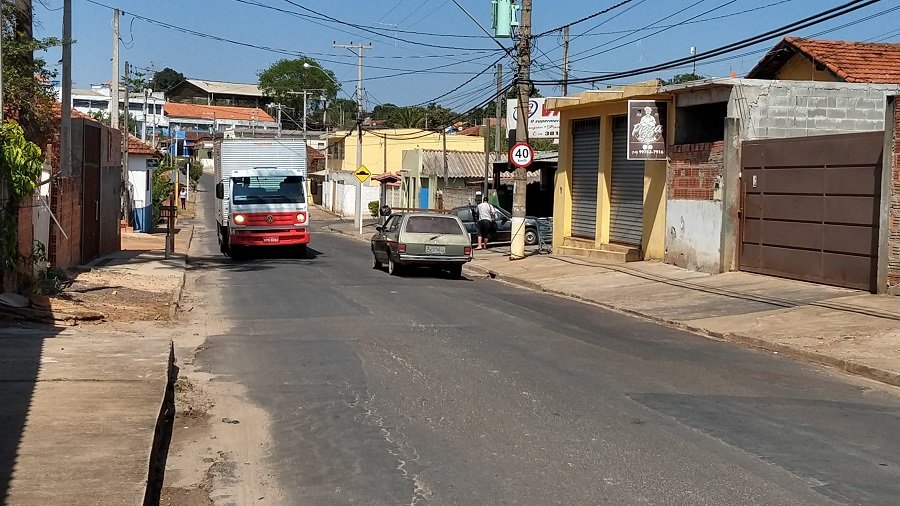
0 225 194 505
320 208 900 388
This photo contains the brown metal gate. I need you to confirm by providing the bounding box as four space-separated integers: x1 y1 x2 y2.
740 132 883 291
81 124 102 264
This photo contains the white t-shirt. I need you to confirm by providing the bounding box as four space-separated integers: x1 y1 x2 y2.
476 202 495 222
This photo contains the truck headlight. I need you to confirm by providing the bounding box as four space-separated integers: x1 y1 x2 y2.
296 212 307 224
233 214 245 224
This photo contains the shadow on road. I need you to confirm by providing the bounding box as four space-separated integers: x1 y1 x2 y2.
0 324 63 503
187 246 325 273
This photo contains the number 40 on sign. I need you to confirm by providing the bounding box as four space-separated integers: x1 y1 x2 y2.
509 142 534 169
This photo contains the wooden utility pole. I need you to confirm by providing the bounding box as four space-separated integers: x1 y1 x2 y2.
511 0 532 259
110 9 119 129
562 25 569 96
60 0 72 176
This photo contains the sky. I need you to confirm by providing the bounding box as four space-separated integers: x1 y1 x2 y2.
31 0 900 112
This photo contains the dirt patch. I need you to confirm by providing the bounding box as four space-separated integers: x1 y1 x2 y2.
49 269 177 323
161 483 214 506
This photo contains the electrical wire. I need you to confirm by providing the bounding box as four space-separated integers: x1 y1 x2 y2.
534 0 638 38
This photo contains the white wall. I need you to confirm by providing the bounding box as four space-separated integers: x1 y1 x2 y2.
330 182 381 218
665 199 723 273
128 155 153 209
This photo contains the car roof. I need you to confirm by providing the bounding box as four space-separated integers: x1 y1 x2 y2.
399 212 460 219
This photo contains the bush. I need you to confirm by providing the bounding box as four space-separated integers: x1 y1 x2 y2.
189 161 202 190
151 166 174 227
368 200 380 218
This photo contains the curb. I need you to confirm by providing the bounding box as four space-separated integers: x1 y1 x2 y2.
143 340 177 505
465 264 900 389
323 225 370 243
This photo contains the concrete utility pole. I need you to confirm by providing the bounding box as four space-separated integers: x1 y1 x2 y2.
141 88 148 141
494 63 503 194
110 8 119 129
562 25 569 96
442 126 449 190
123 61 131 227
334 42 371 234
60 0 72 176
511 0 532 259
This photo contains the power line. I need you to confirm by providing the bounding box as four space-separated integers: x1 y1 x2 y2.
534 0 638 38
530 0 884 86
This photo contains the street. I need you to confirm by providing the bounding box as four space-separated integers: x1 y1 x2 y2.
160 176 900 505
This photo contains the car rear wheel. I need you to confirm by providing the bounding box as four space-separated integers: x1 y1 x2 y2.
524 228 538 246
388 256 402 276
448 263 463 279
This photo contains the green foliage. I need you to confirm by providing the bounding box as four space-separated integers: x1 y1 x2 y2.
368 200 380 218
660 73 705 86
148 67 185 92
189 161 203 190
258 57 340 117
326 98 360 130
151 166 175 227
0 122 44 270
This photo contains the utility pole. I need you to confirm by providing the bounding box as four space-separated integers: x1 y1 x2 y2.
562 25 569 96
442 126 449 190
60 0 72 176
123 61 131 227
141 88 148 141
511 0 532 259
110 8 119 130
334 42 371 234
494 63 502 196
275 104 282 138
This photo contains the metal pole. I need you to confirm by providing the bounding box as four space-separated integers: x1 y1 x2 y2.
511 0 532 259
60 0 72 177
110 8 119 129
562 25 569 96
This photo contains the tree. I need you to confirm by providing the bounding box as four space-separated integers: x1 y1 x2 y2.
660 73 704 86
324 98 359 130
258 57 340 115
148 67 185 92
389 107 426 129
1 0 60 143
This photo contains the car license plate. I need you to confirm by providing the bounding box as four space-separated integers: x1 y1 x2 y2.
262 236 280 243
425 245 445 254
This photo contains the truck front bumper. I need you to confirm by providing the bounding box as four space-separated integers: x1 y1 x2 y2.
230 228 309 246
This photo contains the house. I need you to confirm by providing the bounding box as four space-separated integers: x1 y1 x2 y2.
166 79 269 108
164 103 278 135
325 128 486 183
61 84 168 138
399 149 501 209
126 135 162 232
547 76 900 293
747 38 900 83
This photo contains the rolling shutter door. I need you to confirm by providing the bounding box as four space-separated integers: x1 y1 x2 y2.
571 118 601 239
609 116 644 246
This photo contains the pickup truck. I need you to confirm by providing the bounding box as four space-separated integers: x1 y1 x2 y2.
449 204 552 246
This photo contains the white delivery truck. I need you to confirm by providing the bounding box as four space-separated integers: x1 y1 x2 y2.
214 138 309 257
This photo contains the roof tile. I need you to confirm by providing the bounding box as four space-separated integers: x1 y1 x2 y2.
164 103 275 122
753 37 900 83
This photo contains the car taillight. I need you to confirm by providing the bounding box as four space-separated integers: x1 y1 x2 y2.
233 214 245 224
398 243 407 254
295 212 307 224
464 246 472 255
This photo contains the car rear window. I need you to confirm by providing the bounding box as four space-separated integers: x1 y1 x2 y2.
405 216 464 235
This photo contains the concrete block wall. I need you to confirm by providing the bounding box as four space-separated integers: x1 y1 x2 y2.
735 81 900 140
889 99 900 288
439 187 476 210
668 142 724 200
49 176 82 269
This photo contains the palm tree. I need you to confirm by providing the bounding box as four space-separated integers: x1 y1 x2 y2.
389 107 427 129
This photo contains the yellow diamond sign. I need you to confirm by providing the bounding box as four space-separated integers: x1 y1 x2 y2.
354 165 371 183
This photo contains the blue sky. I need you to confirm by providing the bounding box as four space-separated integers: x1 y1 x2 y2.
32 0 900 111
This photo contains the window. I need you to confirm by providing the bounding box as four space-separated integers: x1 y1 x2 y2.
146 170 151 189
73 99 92 108
674 102 727 145
232 175 306 204
328 140 345 160
129 103 144 112
456 207 474 223
404 216 465 235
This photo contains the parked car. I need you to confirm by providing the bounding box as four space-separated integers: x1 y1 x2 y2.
449 204 553 246
371 212 473 278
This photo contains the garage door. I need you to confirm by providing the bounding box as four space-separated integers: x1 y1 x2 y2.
571 118 601 239
741 132 883 291
609 116 644 246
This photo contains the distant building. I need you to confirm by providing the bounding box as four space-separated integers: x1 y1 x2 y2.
747 37 900 84
166 79 269 108
164 103 278 134
60 84 168 137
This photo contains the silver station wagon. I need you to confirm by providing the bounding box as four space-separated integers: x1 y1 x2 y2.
371 212 473 278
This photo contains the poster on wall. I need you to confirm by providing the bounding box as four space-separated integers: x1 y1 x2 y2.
627 100 667 160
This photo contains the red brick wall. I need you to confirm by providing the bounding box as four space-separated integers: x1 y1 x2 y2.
49 176 82 270
668 141 725 200
889 99 900 288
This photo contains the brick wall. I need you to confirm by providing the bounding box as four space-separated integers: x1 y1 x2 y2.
49 176 82 270
668 141 725 200
889 99 900 289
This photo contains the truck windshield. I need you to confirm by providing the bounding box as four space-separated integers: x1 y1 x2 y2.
232 176 305 204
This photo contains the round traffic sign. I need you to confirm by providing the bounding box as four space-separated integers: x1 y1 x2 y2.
509 142 534 169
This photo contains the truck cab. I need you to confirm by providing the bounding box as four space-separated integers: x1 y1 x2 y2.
216 168 309 256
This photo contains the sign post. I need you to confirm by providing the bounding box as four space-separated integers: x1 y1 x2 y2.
354 165 371 234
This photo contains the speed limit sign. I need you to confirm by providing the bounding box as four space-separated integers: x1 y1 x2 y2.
509 142 534 169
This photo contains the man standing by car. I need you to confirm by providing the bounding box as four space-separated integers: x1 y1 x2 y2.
476 197 495 249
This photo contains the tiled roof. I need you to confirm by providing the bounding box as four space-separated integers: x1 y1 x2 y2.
164 102 274 122
306 145 324 160
420 149 501 178
127 134 160 156
748 37 900 83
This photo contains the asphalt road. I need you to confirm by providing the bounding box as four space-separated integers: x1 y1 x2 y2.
191 181 900 505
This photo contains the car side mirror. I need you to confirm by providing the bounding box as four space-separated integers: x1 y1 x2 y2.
375 226 383 232
215 183 224 199
380 205 392 217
